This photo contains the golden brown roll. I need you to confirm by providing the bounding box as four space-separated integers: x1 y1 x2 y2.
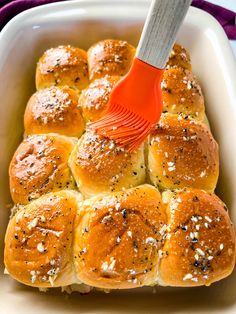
74 184 167 289
36 45 89 90
68 130 146 198
87 39 135 81
4 190 83 288
148 114 219 192
166 43 192 70
79 75 121 121
24 86 85 137
5 38 236 292
159 189 236 287
161 67 205 120
9 134 76 204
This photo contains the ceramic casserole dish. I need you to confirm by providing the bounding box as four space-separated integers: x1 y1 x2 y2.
0 0 236 313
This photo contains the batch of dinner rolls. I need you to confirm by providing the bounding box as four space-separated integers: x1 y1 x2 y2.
4 39 236 292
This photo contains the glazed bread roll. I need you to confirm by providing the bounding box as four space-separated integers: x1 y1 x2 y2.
5 39 236 292
159 189 236 287
36 45 89 90
79 75 121 121
68 130 146 198
4 186 235 289
161 67 205 120
4 190 83 288
73 184 166 289
166 43 192 70
9 134 76 204
148 113 219 192
87 39 136 81
24 86 85 137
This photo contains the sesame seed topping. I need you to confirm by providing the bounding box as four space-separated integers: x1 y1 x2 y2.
205 216 212 223
37 242 45 253
115 203 121 210
187 82 192 90
220 244 224 250
101 257 116 272
161 81 167 89
145 237 157 245
101 215 112 224
200 170 206 178
183 273 193 281
196 248 205 256
127 231 132 238
159 224 167 236
191 216 198 222
194 253 199 261
168 165 176 172
31 275 37 284
191 277 198 282
28 218 38 230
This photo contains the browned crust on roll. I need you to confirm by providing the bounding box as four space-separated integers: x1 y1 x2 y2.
68 130 146 198
79 75 121 122
4 190 82 287
9 134 76 204
73 184 167 289
166 43 192 71
87 39 135 81
159 189 236 286
36 45 89 90
161 68 205 120
4 39 236 291
148 114 219 192
24 86 85 137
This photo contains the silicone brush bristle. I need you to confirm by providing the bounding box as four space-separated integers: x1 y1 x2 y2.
90 58 164 152
91 104 152 152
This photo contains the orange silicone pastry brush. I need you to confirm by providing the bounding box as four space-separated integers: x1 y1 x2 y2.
91 0 191 152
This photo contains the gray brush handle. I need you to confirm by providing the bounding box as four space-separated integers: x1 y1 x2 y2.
136 0 191 69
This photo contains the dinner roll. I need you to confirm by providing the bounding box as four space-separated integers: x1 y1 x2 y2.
9 134 76 204
24 86 85 137
166 43 192 70
73 184 167 289
159 189 236 287
79 75 121 121
148 114 219 192
36 45 89 90
87 39 135 81
161 67 205 120
68 130 145 198
4 190 82 288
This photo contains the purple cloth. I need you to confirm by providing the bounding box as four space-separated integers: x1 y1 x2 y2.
0 0 63 31
0 0 235 40
192 0 236 39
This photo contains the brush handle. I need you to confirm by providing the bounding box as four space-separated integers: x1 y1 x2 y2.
136 0 191 69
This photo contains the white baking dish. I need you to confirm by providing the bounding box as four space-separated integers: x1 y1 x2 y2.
0 0 236 313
